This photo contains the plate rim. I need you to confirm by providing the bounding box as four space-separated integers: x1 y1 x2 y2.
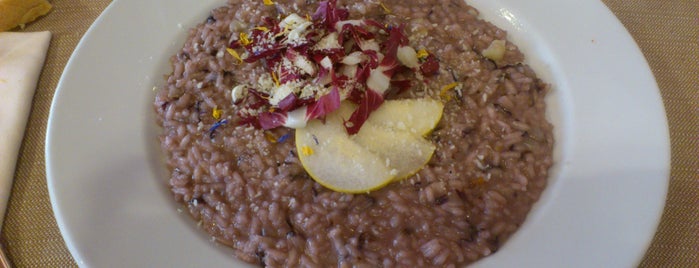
46 0 670 267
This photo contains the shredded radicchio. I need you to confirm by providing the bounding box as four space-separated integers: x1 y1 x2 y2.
343 88 384 134
313 0 349 29
228 0 439 134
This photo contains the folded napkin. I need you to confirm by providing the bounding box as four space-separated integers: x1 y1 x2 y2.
0 31 51 227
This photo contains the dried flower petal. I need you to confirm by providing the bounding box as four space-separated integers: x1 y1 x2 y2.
379 2 391 14
416 48 429 59
212 107 223 119
226 48 243 63
300 145 314 156
440 82 458 101
209 119 228 138
277 133 291 143
239 32 252 46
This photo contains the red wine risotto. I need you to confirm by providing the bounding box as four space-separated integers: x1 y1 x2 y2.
154 0 554 267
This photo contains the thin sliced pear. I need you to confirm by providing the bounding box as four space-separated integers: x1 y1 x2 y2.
296 99 444 193
367 98 444 136
296 103 395 193
353 123 435 181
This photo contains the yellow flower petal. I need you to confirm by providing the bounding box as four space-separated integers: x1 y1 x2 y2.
417 49 429 59
440 82 459 101
379 2 391 14
226 48 243 63
239 32 252 46
212 107 223 119
264 131 278 143
301 146 314 156
263 0 274 6
271 71 280 87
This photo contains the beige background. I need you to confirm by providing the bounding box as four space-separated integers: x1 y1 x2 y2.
3 0 697 266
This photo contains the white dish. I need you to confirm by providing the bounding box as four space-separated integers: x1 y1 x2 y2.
46 0 669 267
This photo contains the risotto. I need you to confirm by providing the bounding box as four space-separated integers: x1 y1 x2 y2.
154 0 554 267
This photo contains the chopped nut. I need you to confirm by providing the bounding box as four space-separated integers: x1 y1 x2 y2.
482 40 506 61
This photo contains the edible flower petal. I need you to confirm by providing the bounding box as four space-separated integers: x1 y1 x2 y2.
277 133 291 143
379 2 391 14
212 107 223 119
264 131 278 143
300 145 314 156
440 82 458 101
271 71 281 86
239 32 252 46
416 49 429 59
226 48 243 63
208 119 228 139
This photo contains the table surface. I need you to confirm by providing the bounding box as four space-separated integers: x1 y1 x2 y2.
3 0 697 267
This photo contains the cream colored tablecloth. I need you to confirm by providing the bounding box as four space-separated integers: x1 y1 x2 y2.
3 0 697 267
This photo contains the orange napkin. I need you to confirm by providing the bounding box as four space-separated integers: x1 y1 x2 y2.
0 31 51 227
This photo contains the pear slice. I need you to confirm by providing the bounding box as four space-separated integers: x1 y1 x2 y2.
367 98 444 136
296 99 443 193
296 103 395 193
352 123 435 181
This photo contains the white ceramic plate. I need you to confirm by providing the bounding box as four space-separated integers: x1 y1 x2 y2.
46 0 669 267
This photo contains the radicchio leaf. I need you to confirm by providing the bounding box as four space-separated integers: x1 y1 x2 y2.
243 89 272 110
363 19 386 31
278 58 303 84
420 54 440 76
312 0 349 30
277 93 299 112
242 25 285 63
344 89 384 135
310 48 345 64
229 40 241 49
378 26 408 76
306 86 341 121
259 111 287 130
390 79 412 95
346 90 362 104
354 50 379 84
237 115 261 128
340 23 375 46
